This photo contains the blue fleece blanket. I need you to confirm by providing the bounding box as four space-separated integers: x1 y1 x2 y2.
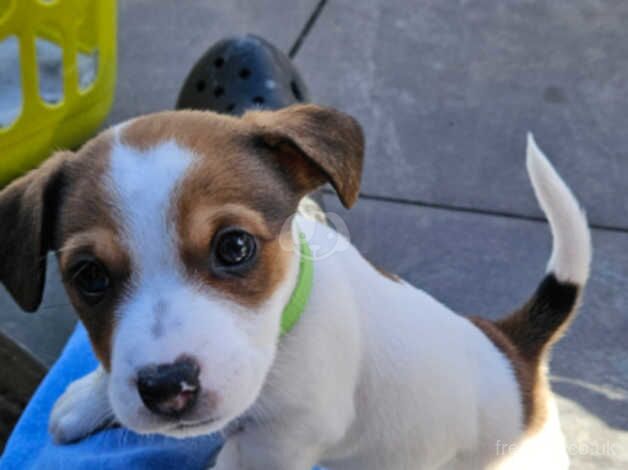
0 325 222 469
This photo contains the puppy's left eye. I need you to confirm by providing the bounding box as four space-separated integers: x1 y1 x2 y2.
214 229 257 267
71 260 110 305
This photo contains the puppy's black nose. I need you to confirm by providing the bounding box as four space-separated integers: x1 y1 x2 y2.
137 357 200 417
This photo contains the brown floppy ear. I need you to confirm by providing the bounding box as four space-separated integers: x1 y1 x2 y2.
243 104 365 208
0 152 69 312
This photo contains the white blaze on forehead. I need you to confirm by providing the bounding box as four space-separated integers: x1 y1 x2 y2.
104 129 298 436
107 134 194 276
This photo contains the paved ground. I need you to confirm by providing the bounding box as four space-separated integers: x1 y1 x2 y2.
1 0 627 467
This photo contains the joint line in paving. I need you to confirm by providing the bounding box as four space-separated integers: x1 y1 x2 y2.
289 0 328 59
322 189 628 235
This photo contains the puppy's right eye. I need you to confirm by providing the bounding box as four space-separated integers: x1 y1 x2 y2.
215 229 257 266
210 228 258 276
71 260 110 305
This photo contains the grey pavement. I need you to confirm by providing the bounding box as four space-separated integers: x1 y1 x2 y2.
1 0 627 468
296 0 628 230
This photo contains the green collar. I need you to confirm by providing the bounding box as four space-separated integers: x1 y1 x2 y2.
280 233 313 335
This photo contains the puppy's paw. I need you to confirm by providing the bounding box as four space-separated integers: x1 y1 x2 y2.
49 367 115 444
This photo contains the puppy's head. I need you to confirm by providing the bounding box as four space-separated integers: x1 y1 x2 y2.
0 105 363 436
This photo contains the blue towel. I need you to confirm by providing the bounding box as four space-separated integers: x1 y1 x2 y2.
1 325 325 469
0 325 222 469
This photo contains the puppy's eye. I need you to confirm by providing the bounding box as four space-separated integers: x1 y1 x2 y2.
72 260 110 305
214 229 257 267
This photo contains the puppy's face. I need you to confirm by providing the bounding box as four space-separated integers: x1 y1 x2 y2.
0 106 363 437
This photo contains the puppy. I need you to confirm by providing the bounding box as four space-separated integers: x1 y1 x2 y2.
0 105 590 469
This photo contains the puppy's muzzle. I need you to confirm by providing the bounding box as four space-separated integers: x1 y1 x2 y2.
137 356 200 417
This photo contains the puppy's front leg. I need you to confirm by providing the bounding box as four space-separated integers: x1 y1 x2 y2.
49 366 115 443
213 425 320 470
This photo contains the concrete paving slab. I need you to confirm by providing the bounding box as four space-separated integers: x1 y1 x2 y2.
321 193 628 469
298 0 628 229
109 0 318 123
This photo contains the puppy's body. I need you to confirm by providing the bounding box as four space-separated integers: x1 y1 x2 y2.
226 214 520 470
215 212 567 470
0 106 589 469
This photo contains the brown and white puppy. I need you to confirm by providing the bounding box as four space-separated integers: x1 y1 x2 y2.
0 105 590 469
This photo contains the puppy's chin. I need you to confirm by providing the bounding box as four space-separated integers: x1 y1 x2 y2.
113 406 233 438
117 417 228 440
156 416 231 439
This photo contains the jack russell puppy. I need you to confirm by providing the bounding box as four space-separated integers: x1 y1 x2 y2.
0 105 590 469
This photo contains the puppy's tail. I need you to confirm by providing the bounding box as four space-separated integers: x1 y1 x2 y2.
496 134 591 360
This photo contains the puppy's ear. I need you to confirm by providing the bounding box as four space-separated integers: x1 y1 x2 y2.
244 104 365 208
0 152 69 312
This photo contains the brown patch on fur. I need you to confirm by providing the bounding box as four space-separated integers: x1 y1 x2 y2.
57 227 131 369
244 104 365 208
469 317 539 430
470 275 580 435
122 110 301 228
472 314 555 435
183 204 274 256
179 208 293 307
52 132 129 369
58 229 129 277
496 276 579 363
121 104 364 212
178 201 293 308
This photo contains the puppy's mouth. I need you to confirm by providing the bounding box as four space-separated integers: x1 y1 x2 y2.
168 416 220 432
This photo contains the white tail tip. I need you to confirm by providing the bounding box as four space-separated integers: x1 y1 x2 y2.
526 133 591 285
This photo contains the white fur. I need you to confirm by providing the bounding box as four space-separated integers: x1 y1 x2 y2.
49 366 112 443
526 133 591 285
50 137 587 468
